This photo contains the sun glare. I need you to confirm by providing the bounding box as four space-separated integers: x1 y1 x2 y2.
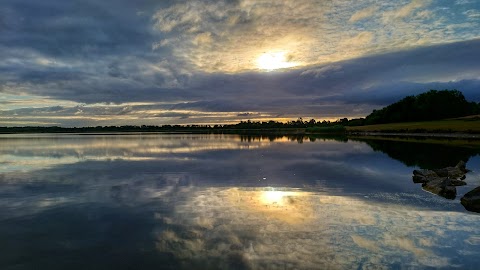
260 190 302 206
256 52 297 71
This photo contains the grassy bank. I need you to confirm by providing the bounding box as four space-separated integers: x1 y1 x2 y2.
306 125 346 134
347 117 480 134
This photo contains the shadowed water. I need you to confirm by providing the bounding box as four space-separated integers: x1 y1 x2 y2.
1 134 480 269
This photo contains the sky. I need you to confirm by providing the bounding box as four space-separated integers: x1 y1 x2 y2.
1 0 480 127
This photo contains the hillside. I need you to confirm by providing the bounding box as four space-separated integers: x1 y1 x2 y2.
364 90 480 125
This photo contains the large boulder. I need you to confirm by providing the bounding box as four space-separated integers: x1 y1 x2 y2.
461 187 480 213
422 178 456 200
412 161 470 201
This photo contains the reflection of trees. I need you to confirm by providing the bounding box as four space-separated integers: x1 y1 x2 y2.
239 135 348 144
239 135 479 169
356 138 480 169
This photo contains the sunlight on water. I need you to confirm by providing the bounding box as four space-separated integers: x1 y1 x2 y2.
1 134 480 269
0 134 271 173
261 190 293 206
155 186 480 269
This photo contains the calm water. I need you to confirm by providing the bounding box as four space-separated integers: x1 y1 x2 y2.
1 134 480 269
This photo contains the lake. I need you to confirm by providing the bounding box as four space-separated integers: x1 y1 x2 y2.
1 133 480 269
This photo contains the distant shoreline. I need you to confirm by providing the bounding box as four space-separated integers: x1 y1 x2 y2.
1 129 480 140
2 112 480 137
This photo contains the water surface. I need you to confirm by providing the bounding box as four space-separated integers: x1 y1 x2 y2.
1 134 480 269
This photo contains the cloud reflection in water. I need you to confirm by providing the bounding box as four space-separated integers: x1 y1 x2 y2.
155 186 479 269
0 134 271 173
1 134 480 269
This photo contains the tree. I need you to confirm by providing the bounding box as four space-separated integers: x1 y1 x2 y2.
364 89 479 125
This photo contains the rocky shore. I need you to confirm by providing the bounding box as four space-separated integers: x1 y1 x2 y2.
412 161 480 212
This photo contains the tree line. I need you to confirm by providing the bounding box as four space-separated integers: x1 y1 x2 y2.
1 90 478 134
363 89 480 125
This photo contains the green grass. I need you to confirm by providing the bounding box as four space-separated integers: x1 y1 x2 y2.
347 118 480 134
306 125 346 133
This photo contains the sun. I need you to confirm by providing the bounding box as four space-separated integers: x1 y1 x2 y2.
256 52 297 71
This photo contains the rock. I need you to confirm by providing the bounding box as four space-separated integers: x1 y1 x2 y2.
456 160 469 173
432 168 448 177
461 186 480 213
422 178 456 200
413 169 437 178
412 175 429 184
412 161 470 201
447 167 465 178
449 179 467 186
433 167 465 178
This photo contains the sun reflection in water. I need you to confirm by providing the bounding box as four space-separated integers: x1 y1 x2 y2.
162 186 480 269
260 189 299 207
220 187 315 224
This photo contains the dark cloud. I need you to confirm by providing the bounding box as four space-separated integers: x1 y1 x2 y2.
7 39 480 103
0 0 164 57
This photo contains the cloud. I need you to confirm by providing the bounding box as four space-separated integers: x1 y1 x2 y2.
0 0 160 57
349 6 378 22
351 235 380 252
300 65 343 78
456 0 474 5
339 31 374 48
152 0 327 72
383 0 430 21
1 0 480 126
2 39 480 126
149 0 477 73
464 9 480 19
193 32 213 45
